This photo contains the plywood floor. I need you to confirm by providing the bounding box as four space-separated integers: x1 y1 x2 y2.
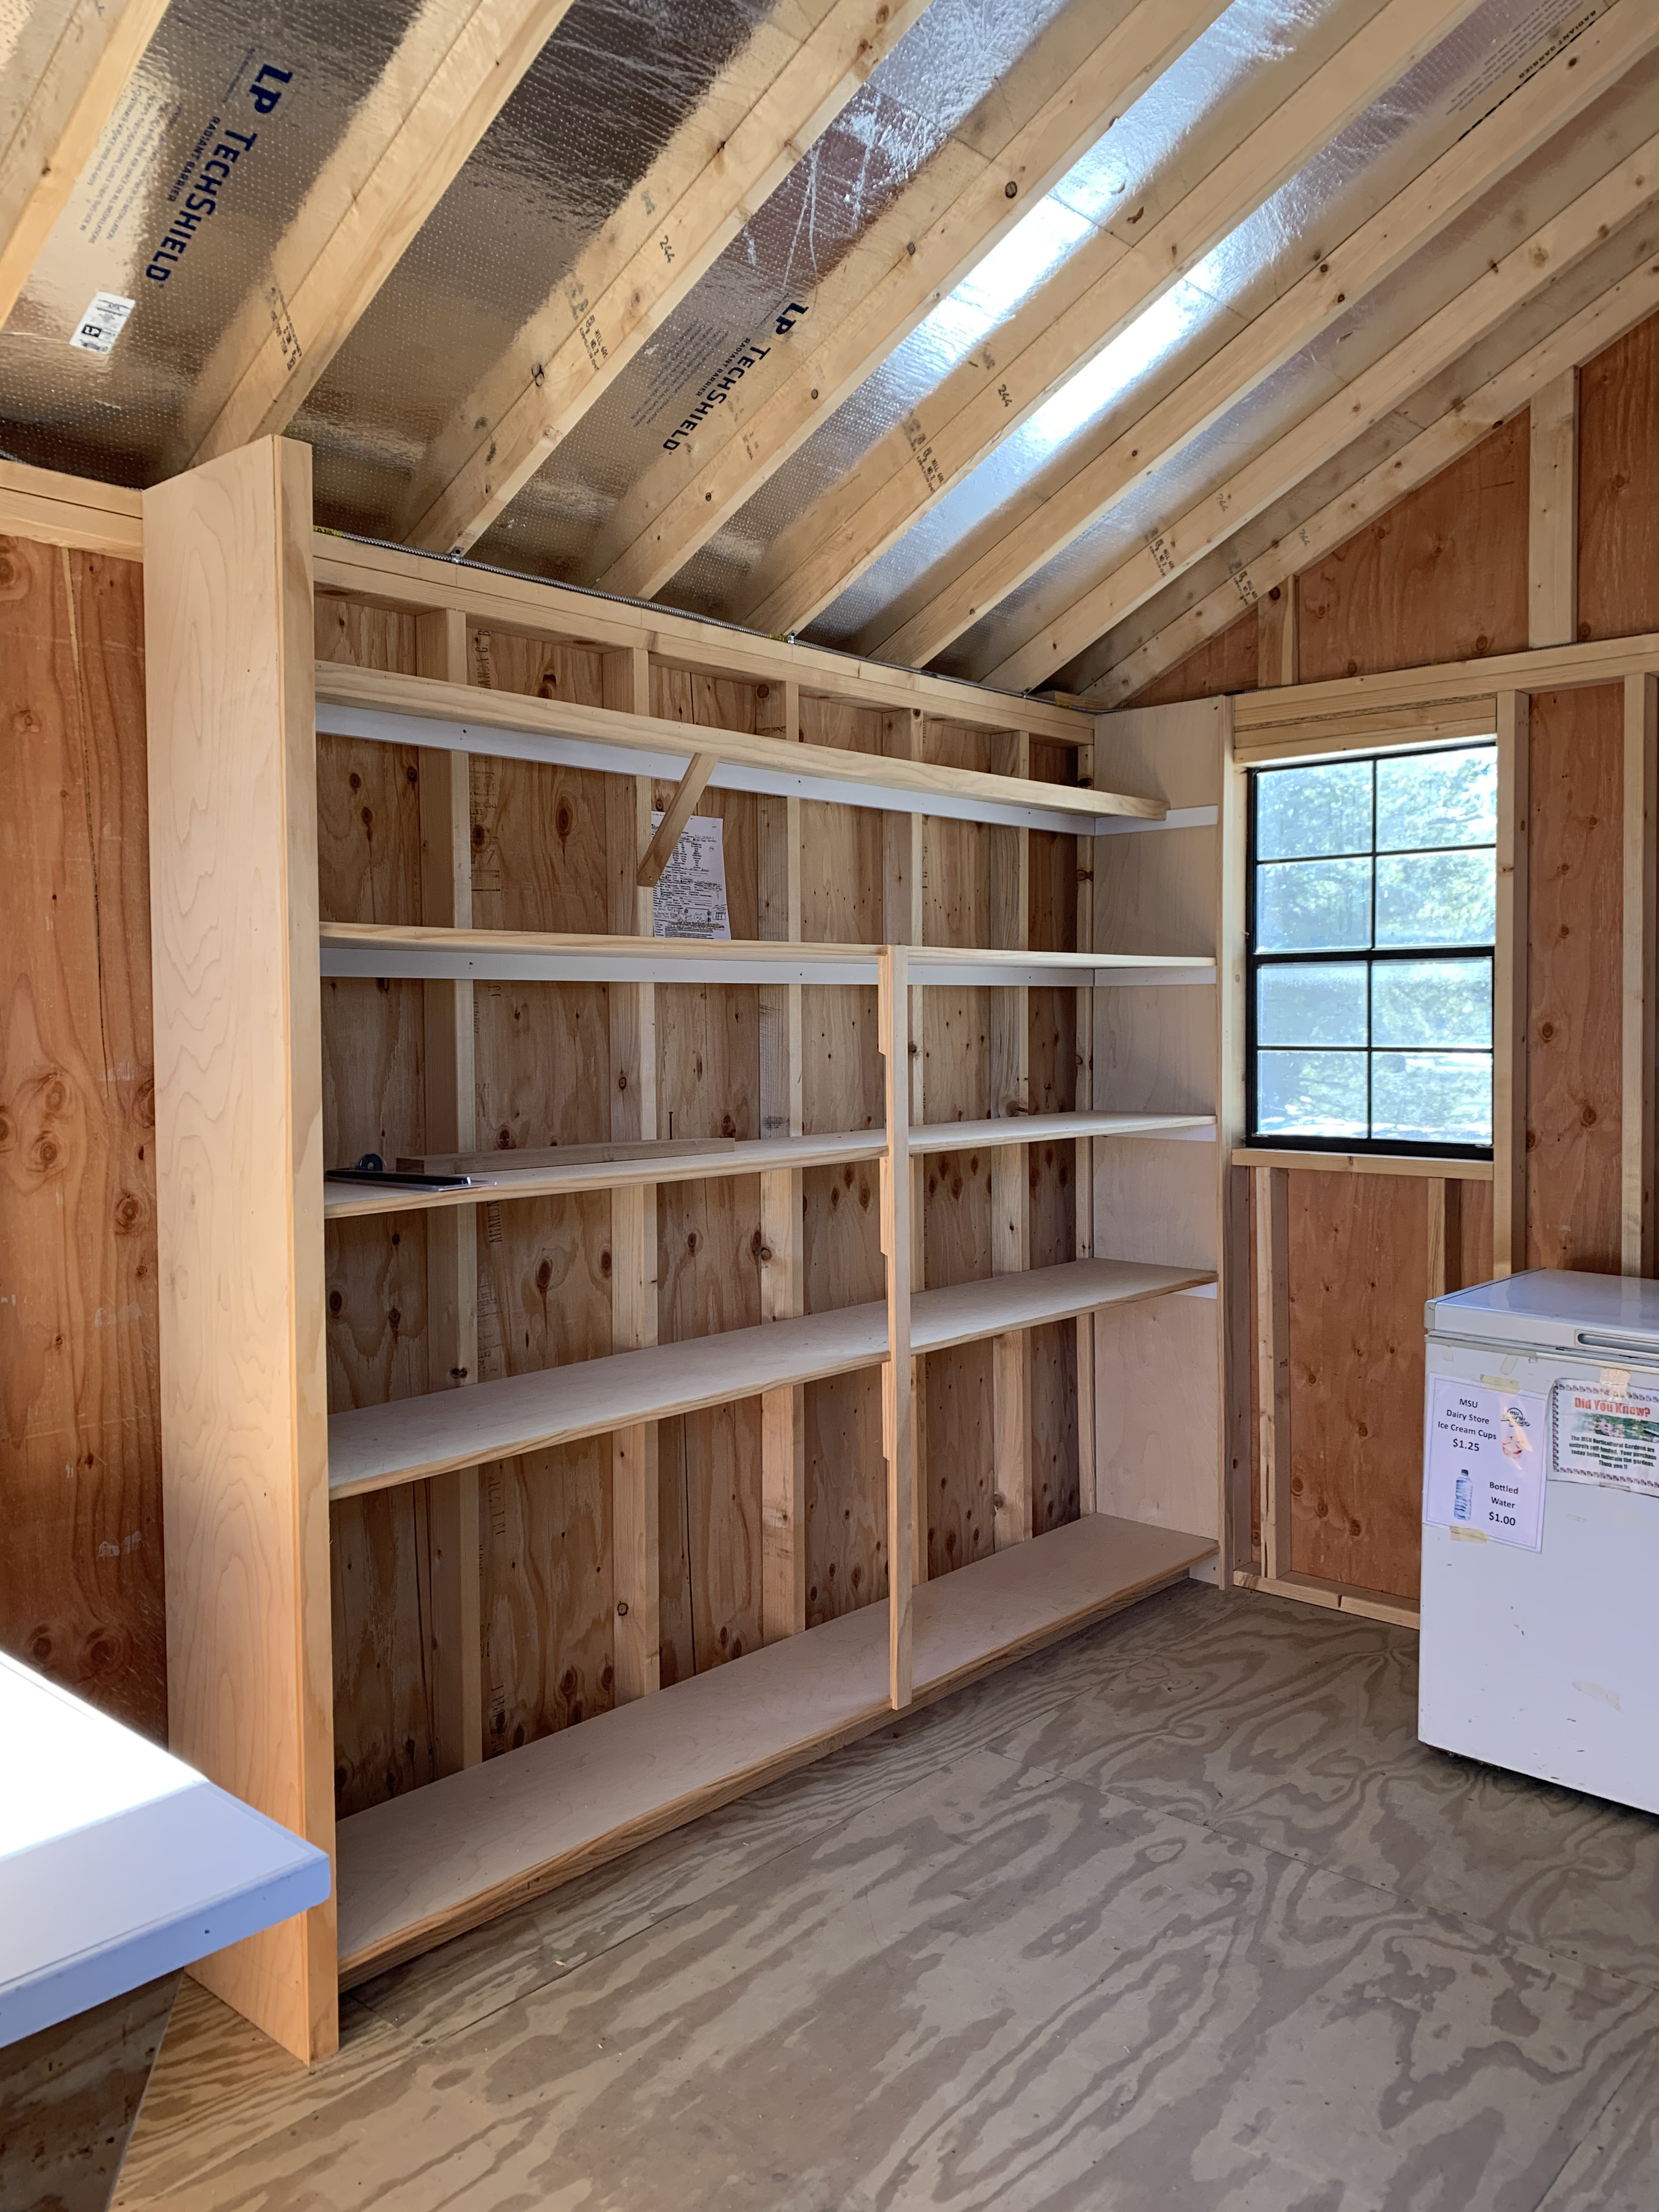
115 1585 1659 2210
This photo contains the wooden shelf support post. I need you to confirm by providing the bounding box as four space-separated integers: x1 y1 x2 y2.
759 679 807 1643
1494 691 1530 1276
878 945 915 1711
1075 787 1097 1514
143 435 337 2062
416 607 483 1775
990 731 1031 1549
882 708 928 1581
606 644 661 1700
1252 1165 1291 1583
1623 671 1658 1276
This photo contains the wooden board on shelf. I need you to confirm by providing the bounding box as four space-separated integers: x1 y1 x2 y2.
912 1111 1215 1155
313 663 1153 827
327 1257 1215 1497
324 1131 888 1218
334 1511 1216 1982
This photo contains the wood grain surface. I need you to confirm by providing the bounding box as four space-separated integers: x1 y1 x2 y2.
1296 417 1529 682
1578 309 1659 643
1285 1171 1426 1602
1527 683 1624 1272
0 535 163 1737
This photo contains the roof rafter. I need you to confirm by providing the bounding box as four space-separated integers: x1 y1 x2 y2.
587 0 1230 603
402 0 930 558
979 131 1659 693
870 0 1659 669
0 0 169 327
1090 243 1659 707
183 0 582 467
732 0 1486 642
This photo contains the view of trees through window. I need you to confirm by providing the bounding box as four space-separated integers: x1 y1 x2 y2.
1248 744 1497 1153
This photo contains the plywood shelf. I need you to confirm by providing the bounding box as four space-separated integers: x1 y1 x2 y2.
324 1131 886 1220
326 1256 1214 1500
912 1110 1216 1155
334 1512 1217 1984
318 922 1217 990
314 662 1160 836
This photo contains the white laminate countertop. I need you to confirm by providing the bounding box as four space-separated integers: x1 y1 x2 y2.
0 1652 330 2044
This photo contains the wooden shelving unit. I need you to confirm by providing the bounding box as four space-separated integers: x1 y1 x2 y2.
143 438 1229 2063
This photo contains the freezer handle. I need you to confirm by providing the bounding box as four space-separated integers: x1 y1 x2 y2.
1573 1329 1659 1356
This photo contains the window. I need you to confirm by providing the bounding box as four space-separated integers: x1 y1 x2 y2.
1247 744 1497 1156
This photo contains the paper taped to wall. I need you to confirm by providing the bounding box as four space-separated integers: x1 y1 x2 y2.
650 812 730 940
1424 1376 1547 1550
1550 1380 1659 1500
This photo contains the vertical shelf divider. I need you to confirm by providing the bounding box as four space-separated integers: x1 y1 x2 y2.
415 606 483 1775
760 678 808 1643
605 643 662 1700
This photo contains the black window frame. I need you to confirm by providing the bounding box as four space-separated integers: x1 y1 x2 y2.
1245 743 1497 1163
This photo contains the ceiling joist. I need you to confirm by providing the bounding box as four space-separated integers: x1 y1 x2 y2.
403 0 930 558
586 0 1230 603
981 131 1659 693
735 0 1486 642
182 0 582 468
1089 245 1659 708
0 0 169 328
869 0 1659 670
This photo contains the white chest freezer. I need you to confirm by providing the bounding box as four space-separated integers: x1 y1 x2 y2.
1421 1268 1659 1815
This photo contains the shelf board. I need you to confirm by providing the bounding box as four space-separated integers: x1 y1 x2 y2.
314 663 1160 836
335 1511 1216 1984
324 1131 885 1220
911 1111 1216 1155
319 923 1216 991
326 1256 1214 1499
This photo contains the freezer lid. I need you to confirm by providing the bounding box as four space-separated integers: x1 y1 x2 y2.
1426 1268 1659 1355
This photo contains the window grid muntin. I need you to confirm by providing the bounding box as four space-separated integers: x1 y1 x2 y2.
1246 746 1497 1160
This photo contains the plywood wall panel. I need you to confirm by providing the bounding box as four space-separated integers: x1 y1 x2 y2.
1526 685 1623 1274
0 537 163 1736
314 692 436 1818
652 663 766 1680
919 736 996 1579
1577 308 1659 643
1129 605 1259 708
1297 420 1528 684
1285 1171 1426 1603
799 729 887 1628
465 646 619 1751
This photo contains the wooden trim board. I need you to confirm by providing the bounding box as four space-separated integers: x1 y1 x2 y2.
1231 1148 1493 1180
336 1511 1217 1982
328 1257 1215 1497
1234 1567 1419 1632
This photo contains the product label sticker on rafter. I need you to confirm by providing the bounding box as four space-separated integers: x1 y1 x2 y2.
69 291 136 353
650 813 730 939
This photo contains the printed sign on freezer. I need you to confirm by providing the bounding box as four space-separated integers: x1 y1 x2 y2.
1550 1381 1659 1500
1424 1376 1547 1550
